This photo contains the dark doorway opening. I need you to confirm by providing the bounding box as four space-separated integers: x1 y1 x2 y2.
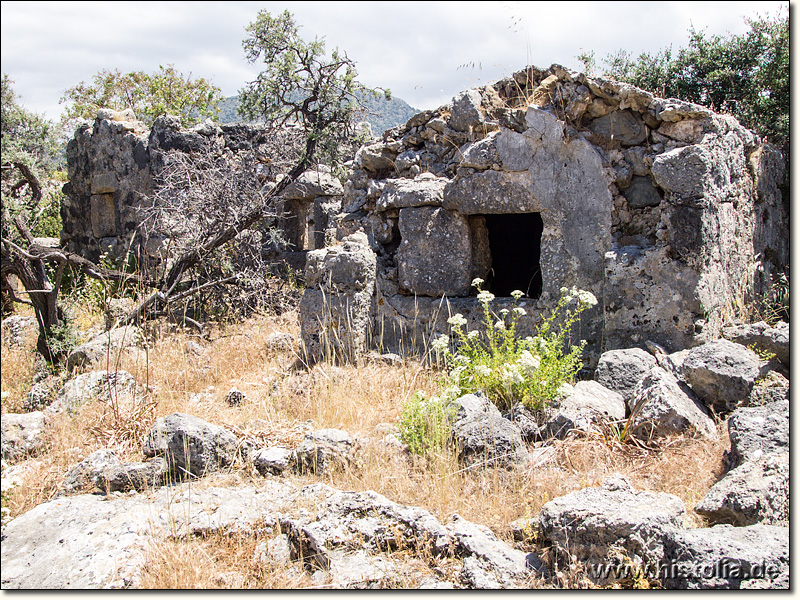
484 213 543 298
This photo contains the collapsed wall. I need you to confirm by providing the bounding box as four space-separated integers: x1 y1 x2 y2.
61 109 340 272
299 65 787 364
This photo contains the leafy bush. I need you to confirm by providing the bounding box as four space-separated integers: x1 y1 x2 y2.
431 280 595 412
397 391 458 457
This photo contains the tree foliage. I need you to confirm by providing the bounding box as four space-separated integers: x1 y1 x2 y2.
60 64 224 129
600 10 788 151
238 9 388 170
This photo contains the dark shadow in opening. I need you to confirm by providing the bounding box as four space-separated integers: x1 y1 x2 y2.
484 213 543 298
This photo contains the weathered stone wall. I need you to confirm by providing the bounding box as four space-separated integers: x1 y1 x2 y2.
61 110 335 267
301 64 788 363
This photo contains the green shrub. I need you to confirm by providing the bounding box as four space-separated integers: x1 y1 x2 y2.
431 280 595 412
397 390 458 457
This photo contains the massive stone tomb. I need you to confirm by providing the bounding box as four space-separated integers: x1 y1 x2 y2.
299 65 787 365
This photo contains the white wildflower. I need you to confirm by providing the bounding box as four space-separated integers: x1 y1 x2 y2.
431 334 449 354
513 307 527 317
467 330 480 340
500 308 509 318
500 364 524 388
453 354 470 365
577 289 598 307
494 320 506 330
474 365 492 377
447 313 467 328
511 290 524 300
518 350 541 377
477 290 495 304
471 278 485 289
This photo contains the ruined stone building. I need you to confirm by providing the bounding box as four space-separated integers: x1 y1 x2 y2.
61 65 789 365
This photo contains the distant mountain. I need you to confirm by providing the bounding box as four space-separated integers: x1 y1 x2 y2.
215 92 418 137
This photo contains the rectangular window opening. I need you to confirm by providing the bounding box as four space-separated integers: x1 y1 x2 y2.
483 212 543 299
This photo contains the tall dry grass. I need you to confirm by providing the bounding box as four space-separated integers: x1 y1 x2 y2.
2 307 729 588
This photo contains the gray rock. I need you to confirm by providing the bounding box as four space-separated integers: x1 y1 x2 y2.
0 480 301 589
448 89 485 132
624 175 663 208
282 169 343 200
539 475 686 585
681 339 762 413
655 98 713 122
264 332 296 353
305 238 377 294
356 142 397 173
376 173 447 211
252 446 293 476
589 109 647 146
448 513 533 585
1 411 47 461
142 413 238 479
695 451 788 527
66 326 142 371
299 288 374 363
224 387 246 406
595 348 658 402
451 393 529 468
724 400 788 469
60 449 164 494
292 428 355 474
660 524 788 589
1 315 38 346
459 131 501 169
542 381 626 440
396 206 471 297
629 367 718 441
503 403 541 442
47 370 139 416
722 320 789 367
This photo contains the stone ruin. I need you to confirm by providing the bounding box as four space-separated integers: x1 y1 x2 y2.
298 65 788 365
61 65 788 366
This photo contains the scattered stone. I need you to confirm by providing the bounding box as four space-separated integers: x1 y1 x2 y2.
1 315 38 347
694 451 788 527
142 413 238 479
660 524 789 589
264 332 296 353
252 446 293 476
47 370 139 416
66 326 143 371
595 348 658 403
628 367 718 441
721 321 789 367
292 428 355 474
542 381 626 440
224 387 246 406
1 411 47 461
681 339 762 413
60 449 165 494
503 403 541 442
450 393 529 468
724 400 788 470
538 475 686 585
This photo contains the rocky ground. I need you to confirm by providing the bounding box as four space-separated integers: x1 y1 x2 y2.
0 313 789 589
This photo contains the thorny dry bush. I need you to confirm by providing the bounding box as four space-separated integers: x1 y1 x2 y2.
2 303 729 588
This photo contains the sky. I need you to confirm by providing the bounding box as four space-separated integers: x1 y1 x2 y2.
0 0 789 121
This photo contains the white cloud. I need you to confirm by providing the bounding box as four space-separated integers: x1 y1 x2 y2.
0 0 787 120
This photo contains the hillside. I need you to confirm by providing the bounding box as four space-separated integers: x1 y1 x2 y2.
216 92 418 137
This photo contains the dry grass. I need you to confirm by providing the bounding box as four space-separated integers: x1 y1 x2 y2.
1 307 730 588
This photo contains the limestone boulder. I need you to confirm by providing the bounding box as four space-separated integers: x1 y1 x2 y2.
282 169 343 200
60 449 165 494
1 411 47 461
629 367 718 441
376 173 447 211
292 428 355 475
66 326 143 371
448 89 485 133
304 237 376 294
660 524 789 589
252 446 294 476
538 475 686 586
721 320 789 367
724 399 788 470
142 413 238 479
47 370 139 416
450 393 529 468
594 347 658 403
542 381 626 440
681 339 762 413
694 451 788 527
